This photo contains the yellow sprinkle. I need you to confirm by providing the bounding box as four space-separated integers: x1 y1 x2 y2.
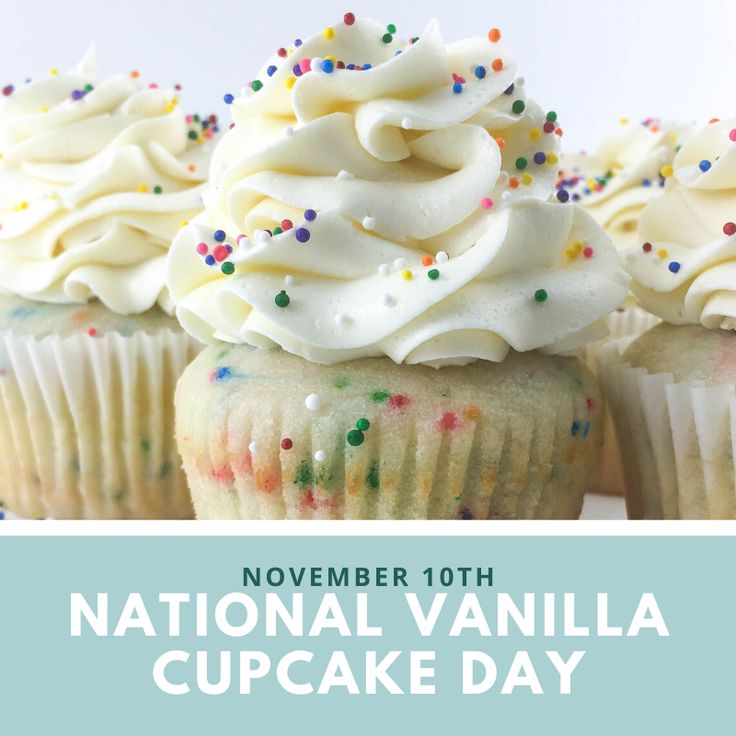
323 27 335 39
657 248 668 259
0 152 3 160
137 183 149 193
14 201 28 211
285 76 296 89
565 248 576 260
401 269 413 281
522 172 533 185
573 241 584 253
324 54 337 63
667 132 678 143
171 97 179 106
164 103 175 113
49 67 58 76
660 164 673 178
287 48 293 56
620 117 629 125
528 128 541 140
546 152 558 165
179 220 189 228
39 106 48 113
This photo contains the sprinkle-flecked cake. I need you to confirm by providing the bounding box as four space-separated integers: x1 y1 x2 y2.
169 15 630 519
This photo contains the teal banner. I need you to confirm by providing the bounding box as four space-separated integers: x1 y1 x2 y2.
0 534 730 732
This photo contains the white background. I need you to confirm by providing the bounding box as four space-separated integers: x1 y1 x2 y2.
2 0 734 151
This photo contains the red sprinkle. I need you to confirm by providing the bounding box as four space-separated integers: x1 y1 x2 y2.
437 412 460 431
642 242 652 252
583 246 594 258
280 438 293 450
388 394 411 410
87 328 97 337
281 219 293 231
730 129 736 142
213 244 229 261
724 222 736 236
343 11 356 25
586 397 596 411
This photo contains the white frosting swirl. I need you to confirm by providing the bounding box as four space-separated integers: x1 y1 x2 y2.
0 49 216 314
626 117 736 329
558 119 691 250
168 17 629 366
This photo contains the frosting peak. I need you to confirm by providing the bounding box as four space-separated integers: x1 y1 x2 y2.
0 50 217 314
168 17 629 366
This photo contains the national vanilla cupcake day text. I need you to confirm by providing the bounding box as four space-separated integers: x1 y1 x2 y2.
69 569 668 697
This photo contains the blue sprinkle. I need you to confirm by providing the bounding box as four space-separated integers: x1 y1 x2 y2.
556 189 570 203
452 82 463 94
294 38 303 47
582 422 591 439
0 509 4 521
223 93 234 104
321 59 335 73
204 254 215 266
668 261 681 273
267 65 277 77
213 366 233 381
225 244 233 253
347 63 356 70
699 159 711 172
362 63 372 70
642 178 651 187
571 421 580 437
293 64 302 77
503 83 515 95
214 229 226 242
474 65 486 79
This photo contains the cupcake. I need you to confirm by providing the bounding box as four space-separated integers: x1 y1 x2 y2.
557 119 692 494
600 117 736 518
0 50 217 519
169 16 630 519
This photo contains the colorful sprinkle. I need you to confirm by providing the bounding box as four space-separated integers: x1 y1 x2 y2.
281 438 293 450
491 59 504 72
347 429 364 446
356 417 370 431
699 160 711 172
437 412 460 431
427 268 440 280
223 93 234 104
512 99 525 115
474 65 486 79
642 242 652 252
660 164 673 178
274 290 291 308
214 229 226 242
534 289 548 302
481 197 493 209
304 208 317 221
668 261 681 273
488 28 501 42
724 222 736 236
344 12 356 25
295 227 310 243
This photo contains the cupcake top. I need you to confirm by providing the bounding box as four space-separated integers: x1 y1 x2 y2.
557 118 691 251
0 49 217 315
168 16 629 367
625 117 736 329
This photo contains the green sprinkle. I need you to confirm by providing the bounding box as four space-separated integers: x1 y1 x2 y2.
274 290 290 308
382 32 393 43
188 130 198 140
272 226 283 235
366 460 380 490
534 289 548 303
84 83 94 93
140 438 151 452
251 80 263 91
153 185 162 194
515 157 528 170
334 376 350 389
193 114 200 122
371 390 390 403
387 23 397 33
512 99 526 115
427 268 440 280
356 417 370 431
546 110 557 122
294 460 314 489
221 262 235 275
347 429 365 446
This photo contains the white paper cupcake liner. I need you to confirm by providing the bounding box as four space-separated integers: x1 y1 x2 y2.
585 304 661 496
0 327 200 519
596 339 736 519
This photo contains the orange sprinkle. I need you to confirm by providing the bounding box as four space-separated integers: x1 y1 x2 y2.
187 163 197 173
130 70 140 79
495 136 506 149
491 58 503 72
463 405 481 421
509 177 520 189
488 28 501 42
709 118 720 124
555 127 563 136
421 255 433 267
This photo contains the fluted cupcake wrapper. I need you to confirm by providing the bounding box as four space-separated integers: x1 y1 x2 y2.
585 305 661 496
596 339 736 519
0 328 200 519
176 347 602 520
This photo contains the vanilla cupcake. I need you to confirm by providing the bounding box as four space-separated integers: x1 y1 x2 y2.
600 117 736 518
169 16 629 519
0 50 217 518
558 119 692 495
